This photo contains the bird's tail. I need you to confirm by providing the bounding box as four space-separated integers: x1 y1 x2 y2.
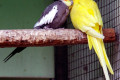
87 35 114 80
3 47 26 62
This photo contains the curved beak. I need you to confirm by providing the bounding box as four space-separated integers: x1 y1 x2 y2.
71 1 73 5
69 1 73 10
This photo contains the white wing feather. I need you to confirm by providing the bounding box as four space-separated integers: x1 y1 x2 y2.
34 5 58 28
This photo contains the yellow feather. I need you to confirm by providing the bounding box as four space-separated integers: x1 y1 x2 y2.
70 0 114 80
101 40 114 74
87 35 92 50
90 36 110 80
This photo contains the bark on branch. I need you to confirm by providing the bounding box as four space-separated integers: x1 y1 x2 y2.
0 28 116 47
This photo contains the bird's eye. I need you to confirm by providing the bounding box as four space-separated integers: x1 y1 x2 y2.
53 6 57 9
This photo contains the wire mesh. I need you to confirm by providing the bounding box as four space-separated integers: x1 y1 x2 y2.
67 0 120 80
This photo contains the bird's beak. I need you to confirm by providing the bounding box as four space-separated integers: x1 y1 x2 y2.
69 1 73 10
71 1 73 5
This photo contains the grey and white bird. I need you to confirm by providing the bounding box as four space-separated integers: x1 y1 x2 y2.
3 0 73 62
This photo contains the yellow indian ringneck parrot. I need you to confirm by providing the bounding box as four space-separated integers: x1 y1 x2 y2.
70 0 114 80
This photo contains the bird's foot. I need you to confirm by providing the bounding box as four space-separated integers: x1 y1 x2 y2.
58 27 65 29
43 27 54 30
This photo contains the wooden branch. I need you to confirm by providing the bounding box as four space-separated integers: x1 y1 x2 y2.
0 28 116 47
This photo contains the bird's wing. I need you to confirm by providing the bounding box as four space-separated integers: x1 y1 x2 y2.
75 1 103 28
34 5 58 28
71 1 104 39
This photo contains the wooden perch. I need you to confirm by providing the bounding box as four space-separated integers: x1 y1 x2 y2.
0 28 115 47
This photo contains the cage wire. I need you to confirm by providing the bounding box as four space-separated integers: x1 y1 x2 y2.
67 0 120 80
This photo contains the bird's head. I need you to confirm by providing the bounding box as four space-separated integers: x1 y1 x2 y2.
61 0 73 7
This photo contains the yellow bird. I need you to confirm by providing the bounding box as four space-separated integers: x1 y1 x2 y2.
70 0 114 80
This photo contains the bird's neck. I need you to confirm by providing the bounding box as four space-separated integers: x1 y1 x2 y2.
73 0 79 4
73 0 93 3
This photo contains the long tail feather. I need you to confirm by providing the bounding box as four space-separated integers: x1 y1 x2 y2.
101 40 114 74
88 35 114 74
3 47 26 62
88 36 110 80
3 52 16 62
87 35 92 50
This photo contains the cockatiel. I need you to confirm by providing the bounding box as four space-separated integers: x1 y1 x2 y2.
70 0 114 80
3 0 73 62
